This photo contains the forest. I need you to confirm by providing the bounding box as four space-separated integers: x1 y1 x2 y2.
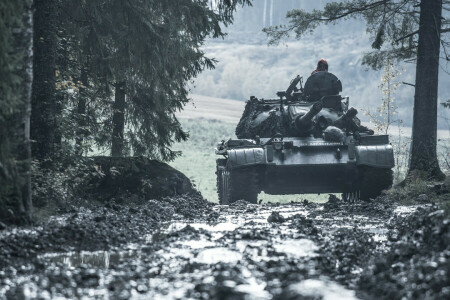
0 0 251 224
0 0 449 299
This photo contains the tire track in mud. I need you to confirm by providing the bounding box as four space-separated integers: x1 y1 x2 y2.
0 197 447 299
147 202 385 299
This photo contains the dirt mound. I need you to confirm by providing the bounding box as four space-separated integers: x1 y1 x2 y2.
323 194 395 218
77 156 195 202
268 211 286 223
31 156 198 217
358 205 450 299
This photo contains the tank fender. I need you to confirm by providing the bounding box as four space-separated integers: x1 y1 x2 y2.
227 148 265 168
356 145 394 168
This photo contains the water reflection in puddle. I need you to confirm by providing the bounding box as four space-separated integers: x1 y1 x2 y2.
166 221 239 233
288 278 358 300
156 247 194 261
196 247 242 264
231 267 272 300
40 250 135 269
274 239 318 258
394 205 420 215
177 239 216 249
191 222 239 232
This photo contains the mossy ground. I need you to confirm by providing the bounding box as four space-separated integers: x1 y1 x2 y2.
386 176 450 216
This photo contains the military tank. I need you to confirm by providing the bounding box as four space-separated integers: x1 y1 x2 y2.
215 71 394 204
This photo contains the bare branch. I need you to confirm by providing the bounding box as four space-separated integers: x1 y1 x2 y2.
267 0 389 41
402 82 415 87
395 30 419 43
316 0 389 22
395 27 450 44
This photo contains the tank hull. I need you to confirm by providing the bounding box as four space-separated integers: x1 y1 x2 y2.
216 136 394 197
262 164 358 195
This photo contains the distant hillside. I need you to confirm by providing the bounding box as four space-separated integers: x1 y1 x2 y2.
179 94 244 124
193 0 450 129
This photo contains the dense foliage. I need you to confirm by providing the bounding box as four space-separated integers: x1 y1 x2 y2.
0 0 251 223
47 0 251 160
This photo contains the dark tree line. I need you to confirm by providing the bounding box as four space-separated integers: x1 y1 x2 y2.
0 0 251 224
265 0 449 181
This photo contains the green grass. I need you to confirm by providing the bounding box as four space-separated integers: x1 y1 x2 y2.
386 176 450 217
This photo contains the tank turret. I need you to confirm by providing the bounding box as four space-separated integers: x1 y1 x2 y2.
236 73 346 139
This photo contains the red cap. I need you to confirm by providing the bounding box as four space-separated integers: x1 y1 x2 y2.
318 58 328 66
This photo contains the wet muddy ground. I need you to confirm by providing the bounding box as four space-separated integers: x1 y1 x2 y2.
0 195 448 299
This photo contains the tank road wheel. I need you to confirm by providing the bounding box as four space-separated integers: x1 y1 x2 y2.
359 166 393 201
216 159 259 205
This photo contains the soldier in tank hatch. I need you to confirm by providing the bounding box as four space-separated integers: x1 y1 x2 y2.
311 58 328 75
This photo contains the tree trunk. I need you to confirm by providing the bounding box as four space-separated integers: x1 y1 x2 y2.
407 0 445 180
18 0 34 223
75 67 88 156
0 0 34 224
30 0 59 160
111 82 126 157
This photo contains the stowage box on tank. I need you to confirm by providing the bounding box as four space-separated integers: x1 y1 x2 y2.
216 71 394 204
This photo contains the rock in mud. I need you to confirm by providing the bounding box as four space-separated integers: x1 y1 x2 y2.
289 214 320 236
417 193 429 202
323 194 341 210
229 199 251 209
268 211 286 223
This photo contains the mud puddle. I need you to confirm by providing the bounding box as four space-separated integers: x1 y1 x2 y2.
39 250 137 269
1 200 439 299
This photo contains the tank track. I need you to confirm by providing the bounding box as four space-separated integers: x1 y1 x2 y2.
216 159 259 204
359 166 393 201
342 167 393 202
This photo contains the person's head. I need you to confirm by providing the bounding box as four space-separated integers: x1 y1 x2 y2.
317 58 328 71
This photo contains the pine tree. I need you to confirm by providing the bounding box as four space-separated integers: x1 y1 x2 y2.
59 0 251 160
31 0 60 160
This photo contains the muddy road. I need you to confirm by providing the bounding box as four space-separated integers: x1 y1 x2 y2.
0 195 448 299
